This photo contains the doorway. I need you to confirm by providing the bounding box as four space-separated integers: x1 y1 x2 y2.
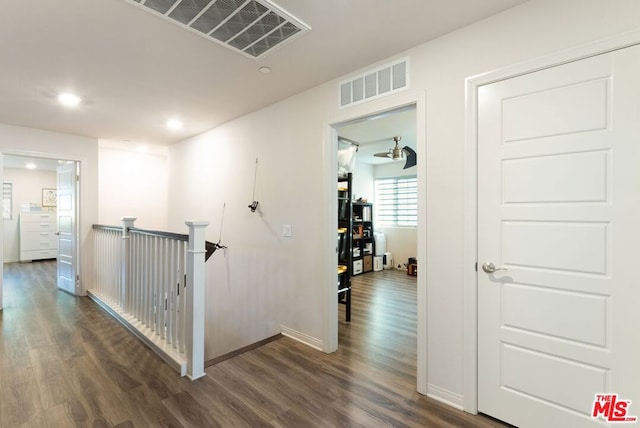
325 94 427 394
1 154 80 308
336 106 418 297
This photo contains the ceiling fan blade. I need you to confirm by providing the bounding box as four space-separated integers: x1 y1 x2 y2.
374 152 392 158
361 136 398 145
402 146 417 169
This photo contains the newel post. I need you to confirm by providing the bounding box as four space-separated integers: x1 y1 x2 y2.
121 216 137 313
185 220 209 380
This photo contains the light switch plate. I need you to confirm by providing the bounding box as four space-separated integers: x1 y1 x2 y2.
282 224 292 237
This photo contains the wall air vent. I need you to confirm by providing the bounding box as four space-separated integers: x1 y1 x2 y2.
339 58 409 109
126 0 310 59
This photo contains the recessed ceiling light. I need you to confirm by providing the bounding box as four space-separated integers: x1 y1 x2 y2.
259 66 272 74
26 162 36 170
167 118 183 130
58 92 81 107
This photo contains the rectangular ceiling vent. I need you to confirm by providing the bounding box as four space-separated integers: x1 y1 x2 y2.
339 58 409 109
127 0 310 59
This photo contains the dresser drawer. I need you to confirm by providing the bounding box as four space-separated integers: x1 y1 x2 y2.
20 249 57 261
21 232 58 250
20 212 56 223
20 221 56 232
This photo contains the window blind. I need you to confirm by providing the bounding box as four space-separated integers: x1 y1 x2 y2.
3 182 12 220
374 176 417 227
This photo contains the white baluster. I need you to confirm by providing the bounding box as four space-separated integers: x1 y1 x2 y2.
179 239 186 354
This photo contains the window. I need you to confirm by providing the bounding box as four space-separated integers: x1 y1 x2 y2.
3 181 12 220
375 176 417 227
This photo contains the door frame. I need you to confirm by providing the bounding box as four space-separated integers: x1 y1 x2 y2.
0 149 84 308
463 29 640 413
322 89 427 394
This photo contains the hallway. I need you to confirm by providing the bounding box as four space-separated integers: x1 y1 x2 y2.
0 261 506 427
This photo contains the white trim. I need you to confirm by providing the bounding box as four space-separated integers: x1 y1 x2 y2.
463 28 640 414
280 325 323 351
323 88 428 394
415 91 427 395
463 73 479 413
427 383 465 410
321 123 339 353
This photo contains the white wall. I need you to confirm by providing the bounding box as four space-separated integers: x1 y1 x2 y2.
168 99 332 358
350 160 374 203
3 168 56 262
0 124 98 307
98 140 169 229
168 0 640 404
376 227 417 269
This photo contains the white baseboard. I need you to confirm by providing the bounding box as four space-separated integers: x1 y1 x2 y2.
279 325 323 351
427 383 464 410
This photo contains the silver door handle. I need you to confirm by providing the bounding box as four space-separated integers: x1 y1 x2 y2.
482 262 507 273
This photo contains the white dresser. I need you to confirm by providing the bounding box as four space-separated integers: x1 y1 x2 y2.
19 211 58 262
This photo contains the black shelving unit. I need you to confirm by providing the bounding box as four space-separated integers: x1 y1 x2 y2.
337 173 352 322
352 202 375 275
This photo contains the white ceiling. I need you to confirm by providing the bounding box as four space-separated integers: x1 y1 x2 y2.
337 107 416 165
0 0 526 146
3 155 62 171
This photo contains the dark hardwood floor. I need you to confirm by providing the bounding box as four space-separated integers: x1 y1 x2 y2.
0 261 508 427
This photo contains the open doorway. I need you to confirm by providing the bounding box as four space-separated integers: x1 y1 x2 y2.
337 105 417 275
1 154 80 303
331 103 420 381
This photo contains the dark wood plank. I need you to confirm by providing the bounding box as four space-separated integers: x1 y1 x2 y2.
0 260 510 427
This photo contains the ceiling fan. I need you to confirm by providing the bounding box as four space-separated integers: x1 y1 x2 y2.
373 136 416 170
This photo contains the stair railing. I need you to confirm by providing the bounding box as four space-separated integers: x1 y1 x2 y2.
91 217 208 380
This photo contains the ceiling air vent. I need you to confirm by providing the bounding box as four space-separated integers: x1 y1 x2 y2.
339 58 409 108
126 0 310 59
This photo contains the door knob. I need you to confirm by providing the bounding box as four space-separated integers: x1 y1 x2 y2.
482 262 507 274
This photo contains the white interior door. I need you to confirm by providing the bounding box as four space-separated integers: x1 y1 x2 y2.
57 162 78 295
477 46 640 427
